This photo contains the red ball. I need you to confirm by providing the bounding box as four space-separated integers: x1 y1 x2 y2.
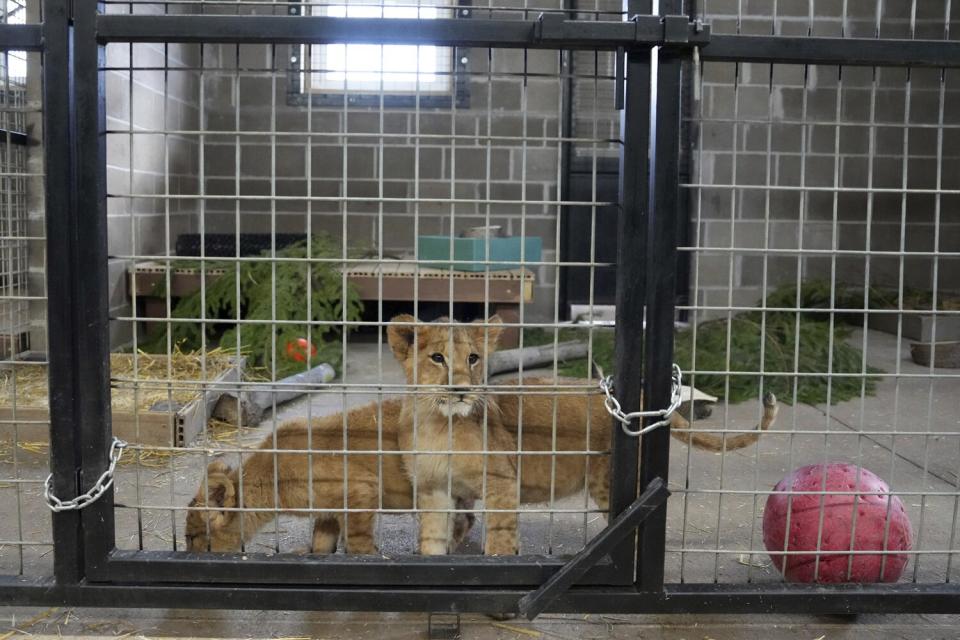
762 463 913 583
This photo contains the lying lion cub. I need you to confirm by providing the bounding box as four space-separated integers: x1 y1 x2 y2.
186 316 778 554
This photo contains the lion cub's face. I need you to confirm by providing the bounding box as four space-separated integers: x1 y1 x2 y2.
184 459 239 552
387 314 503 418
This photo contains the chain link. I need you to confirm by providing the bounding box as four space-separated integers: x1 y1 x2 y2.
44 437 127 512
600 364 683 437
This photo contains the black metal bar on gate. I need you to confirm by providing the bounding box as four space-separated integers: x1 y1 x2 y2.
73 0 116 579
2 576 959 614
518 478 669 620
608 0 653 586
701 34 960 69
95 14 709 49
99 550 619 586
635 0 684 592
42 0 84 586
0 24 42 50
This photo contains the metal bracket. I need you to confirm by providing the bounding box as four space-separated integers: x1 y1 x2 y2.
427 612 461 639
662 15 691 45
535 13 710 48
517 477 671 620
534 12 565 41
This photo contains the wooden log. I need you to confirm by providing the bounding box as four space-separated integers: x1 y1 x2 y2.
487 341 589 375
213 363 336 426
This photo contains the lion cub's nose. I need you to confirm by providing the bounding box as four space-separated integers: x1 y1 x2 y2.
453 387 469 399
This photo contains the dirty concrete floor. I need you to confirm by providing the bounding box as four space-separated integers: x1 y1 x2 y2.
0 608 958 639
1 328 959 638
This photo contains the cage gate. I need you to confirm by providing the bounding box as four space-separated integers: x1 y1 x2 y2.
0 0 957 618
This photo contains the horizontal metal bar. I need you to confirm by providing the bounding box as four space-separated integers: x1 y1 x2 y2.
2 577 960 614
0 24 42 50
98 549 620 587
0 128 28 145
95 14 705 49
702 34 960 68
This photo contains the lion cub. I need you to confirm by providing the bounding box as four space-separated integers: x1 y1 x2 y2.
387 314 519 556
184 399 479 554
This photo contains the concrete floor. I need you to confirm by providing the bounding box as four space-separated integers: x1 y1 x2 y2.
1 327 959 637
1 607 960 640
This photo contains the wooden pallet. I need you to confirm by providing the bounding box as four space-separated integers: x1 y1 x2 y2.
0 360 243 447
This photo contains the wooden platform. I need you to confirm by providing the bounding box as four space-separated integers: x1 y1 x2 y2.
128 260 535 347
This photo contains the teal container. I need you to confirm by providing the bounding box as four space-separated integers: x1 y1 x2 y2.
417 235 542 272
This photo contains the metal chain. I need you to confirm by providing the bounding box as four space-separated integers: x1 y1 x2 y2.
600 364 683 437
44 437 127 512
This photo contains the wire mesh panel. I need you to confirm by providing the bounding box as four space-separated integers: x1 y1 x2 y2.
99 2 639 582
0 17 50 577
699 0 960 40
673 2 960 587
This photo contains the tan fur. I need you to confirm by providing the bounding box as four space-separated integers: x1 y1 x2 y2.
387 314 520 556
184 400 477 554
184 400 412 554
186 321 778 555
496 378 779 511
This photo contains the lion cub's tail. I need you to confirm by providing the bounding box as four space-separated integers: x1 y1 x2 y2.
669 392 778 452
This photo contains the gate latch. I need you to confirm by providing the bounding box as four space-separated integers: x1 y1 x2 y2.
600 364 682 437
44 437 127 512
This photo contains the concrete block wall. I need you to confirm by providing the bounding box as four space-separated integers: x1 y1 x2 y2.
82 1 960 335
103 13 202 346
196 37 570 321
690 2 960 317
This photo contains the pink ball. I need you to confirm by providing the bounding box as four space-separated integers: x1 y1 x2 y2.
762 463 913 583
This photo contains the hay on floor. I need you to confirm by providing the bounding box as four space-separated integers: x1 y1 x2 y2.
0 347 236 412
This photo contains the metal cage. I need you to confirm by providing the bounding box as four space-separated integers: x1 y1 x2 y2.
0 0 956 619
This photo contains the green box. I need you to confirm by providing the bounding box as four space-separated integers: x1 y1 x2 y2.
417 235 542 272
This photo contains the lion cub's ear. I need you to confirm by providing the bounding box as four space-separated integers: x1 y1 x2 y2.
204 459 237 530
387 314 418 362
470 314 504 354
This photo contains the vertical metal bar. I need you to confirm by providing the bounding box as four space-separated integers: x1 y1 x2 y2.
74 0 115 576
636 0 685 591
609 0 651 581
42 0 83 585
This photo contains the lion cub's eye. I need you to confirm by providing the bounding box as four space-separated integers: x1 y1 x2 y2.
468 353 480 365
430 353 445 364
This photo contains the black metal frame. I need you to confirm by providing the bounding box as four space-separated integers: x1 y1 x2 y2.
0 0 958 616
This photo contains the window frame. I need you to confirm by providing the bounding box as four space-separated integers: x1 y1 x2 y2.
287 0 472 109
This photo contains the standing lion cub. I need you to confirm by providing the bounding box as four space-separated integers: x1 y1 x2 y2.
387 314 519 556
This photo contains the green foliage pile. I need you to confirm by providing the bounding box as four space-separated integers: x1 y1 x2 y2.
673 313 880 405
143 235 363 379
764 279 960 314
523 281 886 406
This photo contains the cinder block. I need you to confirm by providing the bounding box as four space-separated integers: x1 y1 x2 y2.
526 80 561 114
515 147 559 182
383 147 416 180
490 80 522 111
452 147 488 180
105 71 132 123
107 215 134 256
